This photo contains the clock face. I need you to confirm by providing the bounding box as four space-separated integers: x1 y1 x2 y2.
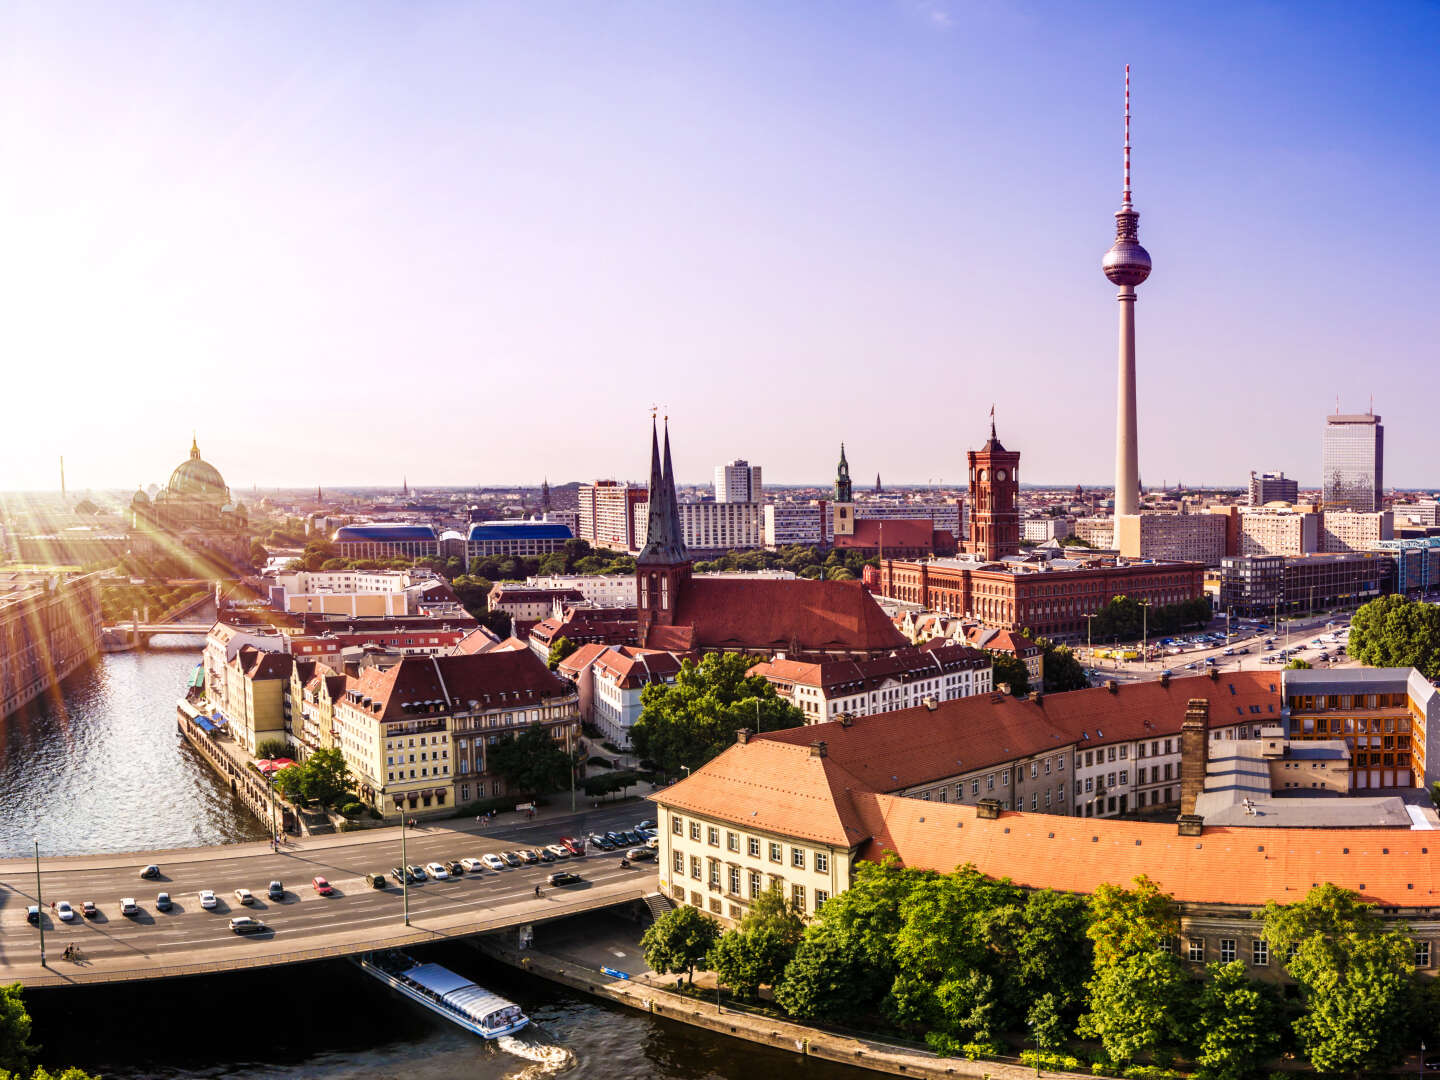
995 469 1007 482
977 469 988 482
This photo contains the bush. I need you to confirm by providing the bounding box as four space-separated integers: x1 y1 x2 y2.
588 757 613 769
1020 1050 1085 1072
339 801 365 818
255 738 288 760
456 795 522 816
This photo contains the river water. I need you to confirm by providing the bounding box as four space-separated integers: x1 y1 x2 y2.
10 635 863 1079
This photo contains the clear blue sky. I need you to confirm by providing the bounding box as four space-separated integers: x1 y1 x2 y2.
2 1 1437 492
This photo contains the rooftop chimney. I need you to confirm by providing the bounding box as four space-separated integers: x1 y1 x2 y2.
1159 670 1170 688
1029 691 1044 706
736 728 751 745
1177 814 1204 837
976 798 1003 820
1106 679 1119 694
1179 698 1210 816
810 741 827 758
1208 666 1220 681
840 712 854 727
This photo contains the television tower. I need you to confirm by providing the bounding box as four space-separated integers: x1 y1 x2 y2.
1103 65 1151 517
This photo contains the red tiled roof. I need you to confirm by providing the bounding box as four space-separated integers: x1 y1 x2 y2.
556 642 610 678
453 627 502 654
853 793 1440 909
750 643 988 695
347 650 570 721
757 672 1279 787
669 578 907 654
595 646 685 688
834 518 935 551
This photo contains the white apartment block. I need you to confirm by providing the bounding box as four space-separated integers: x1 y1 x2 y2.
1073 517 1115 548
1239 508 1320 557
577 482 641 551
856 500 964 539
1116 512 1228 566
1321 510 1394 553
1021 517 1074 543
632 500 764 552
526 574 638 607
714 460 762 503
763 502 828 547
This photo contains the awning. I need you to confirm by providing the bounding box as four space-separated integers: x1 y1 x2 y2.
193 714 216 734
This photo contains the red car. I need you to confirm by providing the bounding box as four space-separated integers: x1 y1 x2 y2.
560 836 585 856
312 875 334 896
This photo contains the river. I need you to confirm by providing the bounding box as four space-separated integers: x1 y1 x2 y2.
9 633 865 1079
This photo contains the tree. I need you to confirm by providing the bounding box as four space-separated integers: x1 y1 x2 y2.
1037 637 1090 693
488 723 575 796
1076 948 1189 1066
1190 961 1281 1080
1026 992 1068 1051
255 738 288 760
547 636 577 671
988 651 1030 696
272 748 352 808
707 884 805 999
249 541 270 568
629 653 803 777
1349 594 1440 678
1284 658 1312 669
641 905 721 985
1086 875 1179 968
1260 883 1419 1073
0 984 35 1076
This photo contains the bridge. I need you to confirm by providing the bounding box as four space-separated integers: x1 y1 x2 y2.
2 811 655 988
104 622 212 636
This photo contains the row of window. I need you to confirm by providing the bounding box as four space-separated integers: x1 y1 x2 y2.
673 817 830 873
1178 937 1432 970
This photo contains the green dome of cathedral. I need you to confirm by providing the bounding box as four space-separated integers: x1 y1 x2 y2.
167 437 229 500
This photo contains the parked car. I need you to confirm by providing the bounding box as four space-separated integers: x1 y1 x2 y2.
155 892 173 912
545 844 570 860
547 871 581 887
588 833 614 850
139 864 161 880
26 905 40 925
626 847 656 862
229 916 265 934
312 876 334 896
268 880 285 900
446 860 464 876
636 819 656 831
645 836 659 849
120 898 139 916
391 865 417 884
538 848 557 863
517 849 540 865
424 861 449 880
482 853 507 871
460 857 486 872
56 900 76 922
561 836 585 855
81 901 98 919
407 864 428 881
198 890 217 910
234 888 255 905
365 872 388 889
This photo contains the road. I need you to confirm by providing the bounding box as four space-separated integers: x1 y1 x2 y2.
1 801 659 987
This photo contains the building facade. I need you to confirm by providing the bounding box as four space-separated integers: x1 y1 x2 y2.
332 523 441 561
714 460 762 503
1116 512 1229 566
0 572 103 719
1320 510 1393 553
632 500 764 553
128 438 251 567
1239 507 1320 557
466 521 573 559
1322 412 1384 512
577 481 646 552
1249 471 1299 506
1219 552 1395 616
763 502 828 548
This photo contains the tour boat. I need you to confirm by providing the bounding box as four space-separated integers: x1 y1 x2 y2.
356 951 530 1039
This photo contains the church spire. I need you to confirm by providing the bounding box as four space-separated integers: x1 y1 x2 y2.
190 433 201 461
835 443 852 504
639 416 687 564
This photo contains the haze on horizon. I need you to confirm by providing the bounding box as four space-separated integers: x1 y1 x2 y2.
2 1 1437 494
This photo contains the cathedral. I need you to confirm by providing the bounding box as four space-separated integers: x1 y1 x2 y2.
128 437 251 567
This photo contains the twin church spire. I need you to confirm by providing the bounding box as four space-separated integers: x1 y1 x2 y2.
639 417 688 565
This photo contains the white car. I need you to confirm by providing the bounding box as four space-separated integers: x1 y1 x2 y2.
120 897 139 916
56 900 75 922
545 844 571 860
199 889 218 909
424 861 449 880
481 853 506 871
459 857 486 872
234 888 254 905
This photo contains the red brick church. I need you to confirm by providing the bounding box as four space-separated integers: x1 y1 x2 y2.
635 421 906 660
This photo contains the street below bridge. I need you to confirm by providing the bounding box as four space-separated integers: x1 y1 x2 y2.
1 801 658 988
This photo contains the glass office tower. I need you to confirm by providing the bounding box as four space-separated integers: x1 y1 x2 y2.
1323 413 1384 512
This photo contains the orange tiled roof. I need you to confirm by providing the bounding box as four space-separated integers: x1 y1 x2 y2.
672 577 907 654
853 793 1440 909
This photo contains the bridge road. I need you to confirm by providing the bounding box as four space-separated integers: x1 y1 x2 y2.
0 802 660 988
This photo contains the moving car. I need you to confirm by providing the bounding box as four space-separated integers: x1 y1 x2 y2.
120 898 139 916
424 861 449 881
234 888 255 905
268 880 285 900
229 916 265 934
365 872 388 889
481 853 506 871
156 892 173 912
459 857 486 872
56 900 76 922
139 864 161 880
26 906 39 925
312 876 334 896
81 901 97 919
198 890 217 910
547 871 581 887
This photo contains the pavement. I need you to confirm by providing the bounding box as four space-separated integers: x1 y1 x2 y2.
0 799 661 989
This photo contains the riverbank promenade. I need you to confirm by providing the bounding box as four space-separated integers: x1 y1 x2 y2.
1 803 655 988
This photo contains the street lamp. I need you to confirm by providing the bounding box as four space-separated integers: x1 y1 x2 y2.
1139 600 1151 667
1084 613 1097 665
400 813 410 927
34 840 45 968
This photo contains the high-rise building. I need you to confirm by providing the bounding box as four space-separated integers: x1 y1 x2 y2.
577 481 646 552
1104 66 1152 519
714 459 762 503
1248 471 1299 506
966 414 1020 561
1323 412 1384 512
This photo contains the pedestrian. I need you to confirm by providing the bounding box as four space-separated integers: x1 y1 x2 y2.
534 884 542 898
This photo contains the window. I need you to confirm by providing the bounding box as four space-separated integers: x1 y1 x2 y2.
707 826 719 846
814 851 829 873
749 870 762 899
1252 939 1269 966
709 861 720 887
748 837 760 857
769 842 782 863
792 847 806 869
1219 939 1236 963
1188 939 1204 963
673 851 684 874
727 831 739 852
1416 941 1432 969
791 883 806 911
815 889 829 909
728 866 740 894
689 855 701 880
689 821 701 841
971 779 980 796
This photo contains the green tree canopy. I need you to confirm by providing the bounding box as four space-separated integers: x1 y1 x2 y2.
0 985 35 1076
488 723 576 797
547 635 577 671
987 651 1030 696
1190 960 1282 1080
1076 948 1189 1066
273 748 353 808
1037 637 1090 693
1087 875 1179 968
707 883 806 999
629 653 803 777
1348 593 1440 677
641 905 721 985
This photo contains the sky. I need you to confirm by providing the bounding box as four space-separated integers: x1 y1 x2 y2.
2 1 1438 493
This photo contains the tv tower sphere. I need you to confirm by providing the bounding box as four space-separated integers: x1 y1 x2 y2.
1102 229 1151 286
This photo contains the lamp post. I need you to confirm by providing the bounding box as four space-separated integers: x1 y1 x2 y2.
1084 613 1097 666
400 813 410 927
1140 600 1150 667
755 697 761 734
34 840 45 968
566 722 576 813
